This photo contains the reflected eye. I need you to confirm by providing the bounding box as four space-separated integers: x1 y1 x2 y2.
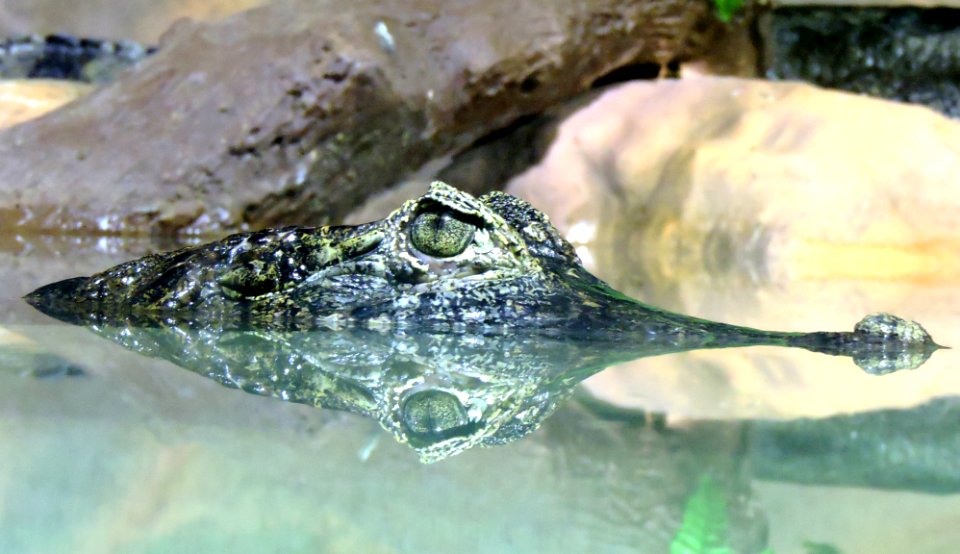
401 389 475 445
409 210 476 258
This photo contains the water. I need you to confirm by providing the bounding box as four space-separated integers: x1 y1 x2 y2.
2 235 959 554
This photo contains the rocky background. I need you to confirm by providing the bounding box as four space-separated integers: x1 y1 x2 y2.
0 0 748 235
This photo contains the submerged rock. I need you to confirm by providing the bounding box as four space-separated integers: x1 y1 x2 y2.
750 397 960 494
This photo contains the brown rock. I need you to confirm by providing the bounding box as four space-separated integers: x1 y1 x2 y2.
0 0 726 235
0 0 261 42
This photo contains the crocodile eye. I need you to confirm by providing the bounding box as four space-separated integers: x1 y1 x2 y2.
218 263 279 298
409 210 476 258
401 389 469 438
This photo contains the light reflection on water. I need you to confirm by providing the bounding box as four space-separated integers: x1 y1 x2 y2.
2 236 959 554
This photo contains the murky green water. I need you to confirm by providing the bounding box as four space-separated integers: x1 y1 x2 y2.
2 236 959 554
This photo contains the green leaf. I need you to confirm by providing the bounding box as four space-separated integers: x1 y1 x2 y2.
670 476 734 554
714 0 744 23
803 541 844 554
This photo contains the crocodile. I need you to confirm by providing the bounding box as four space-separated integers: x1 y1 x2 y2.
22 182 943 461
26 182 941 374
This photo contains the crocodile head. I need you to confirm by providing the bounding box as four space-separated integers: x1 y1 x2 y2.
27 181 625 332
25 181 943 369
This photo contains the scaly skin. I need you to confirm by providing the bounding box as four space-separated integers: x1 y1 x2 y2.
26 182 941 371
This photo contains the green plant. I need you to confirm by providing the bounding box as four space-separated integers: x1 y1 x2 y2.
714 0 745 23
803 541 844 554
670 476 733 554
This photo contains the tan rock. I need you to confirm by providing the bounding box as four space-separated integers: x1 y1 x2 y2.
0 79 91 128
507 77 960 418
508 77 960 285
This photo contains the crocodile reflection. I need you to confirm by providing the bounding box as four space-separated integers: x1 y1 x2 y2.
82 325 637 462
63 320 934 463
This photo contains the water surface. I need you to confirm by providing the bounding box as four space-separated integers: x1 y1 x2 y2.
2 235 959 554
